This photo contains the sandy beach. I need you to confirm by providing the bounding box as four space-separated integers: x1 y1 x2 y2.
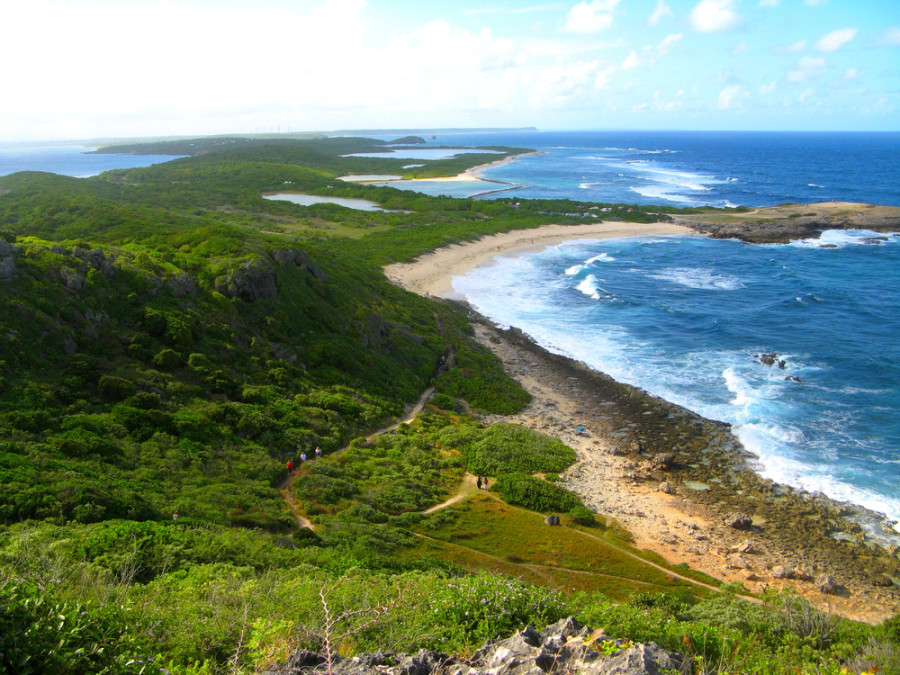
386 221 900 624
384 221 693 299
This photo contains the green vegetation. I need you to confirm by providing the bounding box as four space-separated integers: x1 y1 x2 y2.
0 136 895 674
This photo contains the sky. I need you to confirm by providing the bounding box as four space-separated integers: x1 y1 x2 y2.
2 0 898 141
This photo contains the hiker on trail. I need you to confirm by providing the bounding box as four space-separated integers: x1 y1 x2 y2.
286 460 294 473
482 478 489 490
315 446 322 459
300 452 307 463
476 476 483 489
172 511 178 521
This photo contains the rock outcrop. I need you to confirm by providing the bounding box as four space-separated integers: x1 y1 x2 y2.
262 618 683 675
0 239 19 281
216 249 328 302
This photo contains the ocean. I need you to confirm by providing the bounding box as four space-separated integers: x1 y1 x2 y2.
429 130 900 540
0 143 181 178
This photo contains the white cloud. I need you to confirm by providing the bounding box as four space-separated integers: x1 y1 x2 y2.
815 28 857 52
777 40 808 54
876 26 900 46
690 0 740 33
788 56 828 82
760 81 777 94
732 42 748 55
622 50 641 69
717 85 743 109
844 68 862 80
648 0 672 26
657 33 683 55
565 0 621 34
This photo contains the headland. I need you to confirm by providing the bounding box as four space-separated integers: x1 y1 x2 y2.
385 217 900 623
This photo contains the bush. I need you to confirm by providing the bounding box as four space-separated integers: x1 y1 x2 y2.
98 375 137 401
568 504 596 526
425 572 566 650
0 579 161 674
153 348 183 369
494 473 582 513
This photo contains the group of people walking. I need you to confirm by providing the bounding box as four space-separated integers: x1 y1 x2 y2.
286 446 322 474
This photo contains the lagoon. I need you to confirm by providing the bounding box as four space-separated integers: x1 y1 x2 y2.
263 193 391 211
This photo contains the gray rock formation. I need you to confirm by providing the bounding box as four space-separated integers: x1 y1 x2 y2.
262 618 683 675
0 240 18 281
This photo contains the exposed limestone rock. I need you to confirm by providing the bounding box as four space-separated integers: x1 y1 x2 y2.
263 618 683 675
60 266 86 291
273 248 328 282
166 272 196 297
215 261 278 301
545 515 561 526
772 565 795 579
72 246 115 278
0 240 19 281
729 539 755 554
657 481 672 494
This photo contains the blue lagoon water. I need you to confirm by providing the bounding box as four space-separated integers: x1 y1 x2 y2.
437 131 900 537
0 143 181 177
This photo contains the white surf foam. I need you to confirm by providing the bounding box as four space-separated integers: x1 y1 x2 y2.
791 229 900 249
575 274 602 300
651 267 744 291
586 253 615 264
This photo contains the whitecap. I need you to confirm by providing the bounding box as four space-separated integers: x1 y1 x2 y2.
586 252 615 264
651 267 744 290
575 274 602 300
564 264 584 276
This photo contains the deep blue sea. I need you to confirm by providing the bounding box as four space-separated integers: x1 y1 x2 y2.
385 130 900 207
424 131 900 539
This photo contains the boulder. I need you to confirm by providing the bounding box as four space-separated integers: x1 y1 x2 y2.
816 574 838 594
651 452 676 470
657 481 672 494
0 240 18 281
772 565 795 579
726 513 753 530
870 573 894 588
545 515 561 526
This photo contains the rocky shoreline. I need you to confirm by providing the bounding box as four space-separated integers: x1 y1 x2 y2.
669 201 900 243
456 303 900 623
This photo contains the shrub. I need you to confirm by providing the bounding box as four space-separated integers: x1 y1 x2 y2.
494 473 582 513
98 375 137 401
568 504 596 526
425 572 566 650
153 348 183 369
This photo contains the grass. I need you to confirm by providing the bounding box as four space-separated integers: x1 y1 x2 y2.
406 492 717 600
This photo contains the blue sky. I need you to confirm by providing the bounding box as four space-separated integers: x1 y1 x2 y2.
2 0 898 141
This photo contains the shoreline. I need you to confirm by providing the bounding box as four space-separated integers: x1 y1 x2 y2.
384 221 694 299
386 221 900 623
345 151 541 196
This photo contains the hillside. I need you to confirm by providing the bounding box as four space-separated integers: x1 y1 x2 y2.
0 137 897 675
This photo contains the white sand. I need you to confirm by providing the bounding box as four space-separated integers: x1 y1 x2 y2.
385 221 693 299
